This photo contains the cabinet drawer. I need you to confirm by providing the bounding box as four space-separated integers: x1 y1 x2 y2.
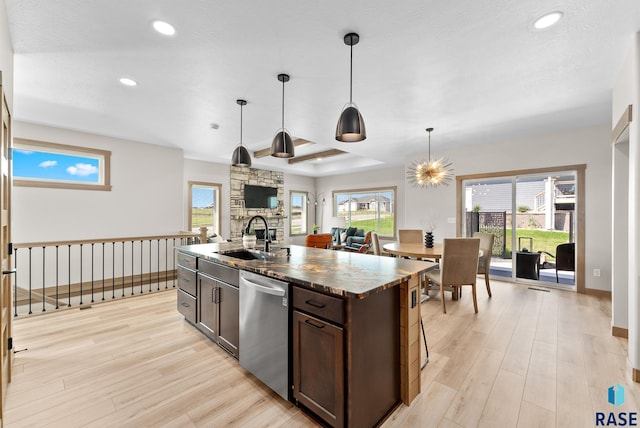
293 286 344 325
177 252 197 270
177 266 197 296
177 288 196 324
199 259 239 287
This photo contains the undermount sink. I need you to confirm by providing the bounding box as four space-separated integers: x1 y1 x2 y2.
221 249 271 260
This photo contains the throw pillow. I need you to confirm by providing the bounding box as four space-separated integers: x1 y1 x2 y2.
208 234 225 243
340 231 347 243
346 227 357 237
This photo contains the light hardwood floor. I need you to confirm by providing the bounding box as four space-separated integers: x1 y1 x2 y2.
3 279 635 427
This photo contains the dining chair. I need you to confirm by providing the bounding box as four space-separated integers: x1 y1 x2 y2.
398 229 423 244
371 231 389 256
425 238 481 314
304 233 333 249
473 232 494 298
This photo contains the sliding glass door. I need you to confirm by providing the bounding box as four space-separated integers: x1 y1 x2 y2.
460 167 580 289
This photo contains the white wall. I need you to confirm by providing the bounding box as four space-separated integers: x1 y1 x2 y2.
183 158 315 246
13 122 184 242
0 0 13 106
612 33 640 374
612 48 635 332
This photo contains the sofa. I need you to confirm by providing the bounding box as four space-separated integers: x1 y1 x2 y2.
330 227 366 247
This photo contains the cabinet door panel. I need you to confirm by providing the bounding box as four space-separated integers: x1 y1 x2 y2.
217 282 239 357
197 274 218 340
293 311 344 428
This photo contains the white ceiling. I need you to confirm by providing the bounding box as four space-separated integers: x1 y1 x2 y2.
5 0 640 177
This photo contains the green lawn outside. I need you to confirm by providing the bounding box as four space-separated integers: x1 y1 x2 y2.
192 208 214 228
503 229 570 259
349 215 394 236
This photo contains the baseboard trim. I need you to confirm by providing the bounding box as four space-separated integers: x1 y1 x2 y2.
612 326 628 339
584 288 611 298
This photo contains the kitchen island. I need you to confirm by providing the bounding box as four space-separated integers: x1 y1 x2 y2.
176 242 434 428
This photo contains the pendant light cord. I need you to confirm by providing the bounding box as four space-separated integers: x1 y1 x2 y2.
427 129 431 162
281 79 285 130
240 103 243 147
349 38 353 104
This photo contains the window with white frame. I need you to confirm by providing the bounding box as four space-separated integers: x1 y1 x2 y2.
13 138 111 191
333 187 396 238
189 181 222 236
290 191 308 235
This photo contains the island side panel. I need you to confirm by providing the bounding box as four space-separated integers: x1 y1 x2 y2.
346 285 400 427
400 274 421 404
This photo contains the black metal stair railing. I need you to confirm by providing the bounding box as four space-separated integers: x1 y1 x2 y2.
12 233 202 316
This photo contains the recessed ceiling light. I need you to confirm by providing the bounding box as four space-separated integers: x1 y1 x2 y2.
533 11 563 30
119 77 138 87
210 123 219 130
317 158 323 161
152 20 176 36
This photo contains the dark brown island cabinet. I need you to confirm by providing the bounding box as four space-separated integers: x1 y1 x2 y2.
177 252 240 358
176 245 427 428
292 285 400 428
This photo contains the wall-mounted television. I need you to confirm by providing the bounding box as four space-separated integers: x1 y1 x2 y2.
244 184 278 209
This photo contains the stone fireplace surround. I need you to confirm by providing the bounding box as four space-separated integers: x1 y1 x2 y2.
230 166 285 242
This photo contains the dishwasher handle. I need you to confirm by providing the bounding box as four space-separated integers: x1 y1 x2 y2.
241 277 286 297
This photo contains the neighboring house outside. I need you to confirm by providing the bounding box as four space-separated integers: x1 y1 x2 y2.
337 195 392 213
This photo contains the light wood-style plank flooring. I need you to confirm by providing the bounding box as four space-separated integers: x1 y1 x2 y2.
3 279 635 427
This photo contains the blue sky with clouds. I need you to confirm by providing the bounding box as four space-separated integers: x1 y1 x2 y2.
192 187 215 208
13 149 99 183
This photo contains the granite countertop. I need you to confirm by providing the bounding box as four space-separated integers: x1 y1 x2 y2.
178 243 436 299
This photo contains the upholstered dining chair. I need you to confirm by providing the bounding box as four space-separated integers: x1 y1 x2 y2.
304 233 333 249
399 229 423 244
371 231 388 256
425 238 481 314
473 232 494 298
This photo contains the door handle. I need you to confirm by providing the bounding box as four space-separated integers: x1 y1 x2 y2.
2 269 16 275
304 319 325 329
241 277 286 297
212 287 220 304
304 299 325 308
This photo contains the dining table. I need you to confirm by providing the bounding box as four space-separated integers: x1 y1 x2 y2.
383 242 442 307
382 242 443 261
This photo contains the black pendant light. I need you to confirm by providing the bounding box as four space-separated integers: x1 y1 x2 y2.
271 73 295 158
336 32 366 142
231 99 252 167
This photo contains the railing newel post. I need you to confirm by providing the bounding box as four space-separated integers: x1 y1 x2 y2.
101 242 105 301
91 243 95 303
42 246 46 312
14 248 18 317
28 247 32 315
55 245 59 309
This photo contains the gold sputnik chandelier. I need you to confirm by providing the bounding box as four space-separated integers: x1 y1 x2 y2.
407 127 453 188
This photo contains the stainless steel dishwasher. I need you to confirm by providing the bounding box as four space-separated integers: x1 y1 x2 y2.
239 271 290 400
